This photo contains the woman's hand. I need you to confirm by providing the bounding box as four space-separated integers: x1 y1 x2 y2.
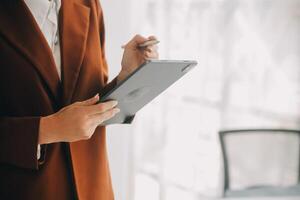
118 34 159 82
39 94 120 144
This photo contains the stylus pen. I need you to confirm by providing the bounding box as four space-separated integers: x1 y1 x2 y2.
121 39 160 49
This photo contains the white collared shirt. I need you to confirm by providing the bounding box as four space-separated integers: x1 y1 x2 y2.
24 0 62 79
24 0 62 159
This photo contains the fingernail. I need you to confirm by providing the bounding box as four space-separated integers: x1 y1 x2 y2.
94 94 99 98
112 101 118 106
114 108 120 114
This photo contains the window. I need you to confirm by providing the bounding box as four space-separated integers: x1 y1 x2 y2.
128 0 300 199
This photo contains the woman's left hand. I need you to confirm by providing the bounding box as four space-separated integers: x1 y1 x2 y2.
118 34 159 82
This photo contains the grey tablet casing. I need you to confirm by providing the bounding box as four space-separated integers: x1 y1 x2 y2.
100 60 197 125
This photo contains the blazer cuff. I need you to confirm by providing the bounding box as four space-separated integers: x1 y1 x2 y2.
0 117 42 170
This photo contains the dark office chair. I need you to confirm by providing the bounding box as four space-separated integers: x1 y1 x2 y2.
219 129 300 198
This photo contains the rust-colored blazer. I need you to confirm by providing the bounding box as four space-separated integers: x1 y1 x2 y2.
0 0 117 199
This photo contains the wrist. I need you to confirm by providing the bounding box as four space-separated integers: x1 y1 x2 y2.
39 114 58 144
117 70 129 83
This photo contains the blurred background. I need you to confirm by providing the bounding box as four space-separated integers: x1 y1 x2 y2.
101 0 300 199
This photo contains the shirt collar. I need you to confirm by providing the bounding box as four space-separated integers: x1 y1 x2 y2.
24 0 61 27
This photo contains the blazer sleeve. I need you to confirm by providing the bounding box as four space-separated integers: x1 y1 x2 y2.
0 117 44 170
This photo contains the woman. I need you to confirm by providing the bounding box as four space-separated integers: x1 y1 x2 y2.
0 0 158 199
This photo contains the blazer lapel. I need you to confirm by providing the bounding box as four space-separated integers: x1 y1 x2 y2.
0 2 61 102
59 1 90 105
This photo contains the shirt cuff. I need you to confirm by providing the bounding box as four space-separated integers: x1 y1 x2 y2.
37 144 41 160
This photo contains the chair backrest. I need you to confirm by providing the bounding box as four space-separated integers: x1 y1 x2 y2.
219 129 300 193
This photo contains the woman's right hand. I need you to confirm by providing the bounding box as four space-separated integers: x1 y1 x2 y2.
39 94 120 144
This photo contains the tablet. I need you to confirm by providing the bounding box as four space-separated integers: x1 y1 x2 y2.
100 60 197 125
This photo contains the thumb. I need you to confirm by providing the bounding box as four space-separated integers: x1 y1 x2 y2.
78 94 100 106
133 34 148 44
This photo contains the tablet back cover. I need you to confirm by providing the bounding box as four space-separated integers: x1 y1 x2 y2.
100 60 197 125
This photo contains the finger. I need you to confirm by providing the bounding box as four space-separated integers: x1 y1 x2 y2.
133 34 149 44
144 51 159 59
145 55 158 60
143 45 158 53
144 51 151 58
148 35 157 41
123 34 148 49
92 108 121 126
86 100 118 115
77 94 99 106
